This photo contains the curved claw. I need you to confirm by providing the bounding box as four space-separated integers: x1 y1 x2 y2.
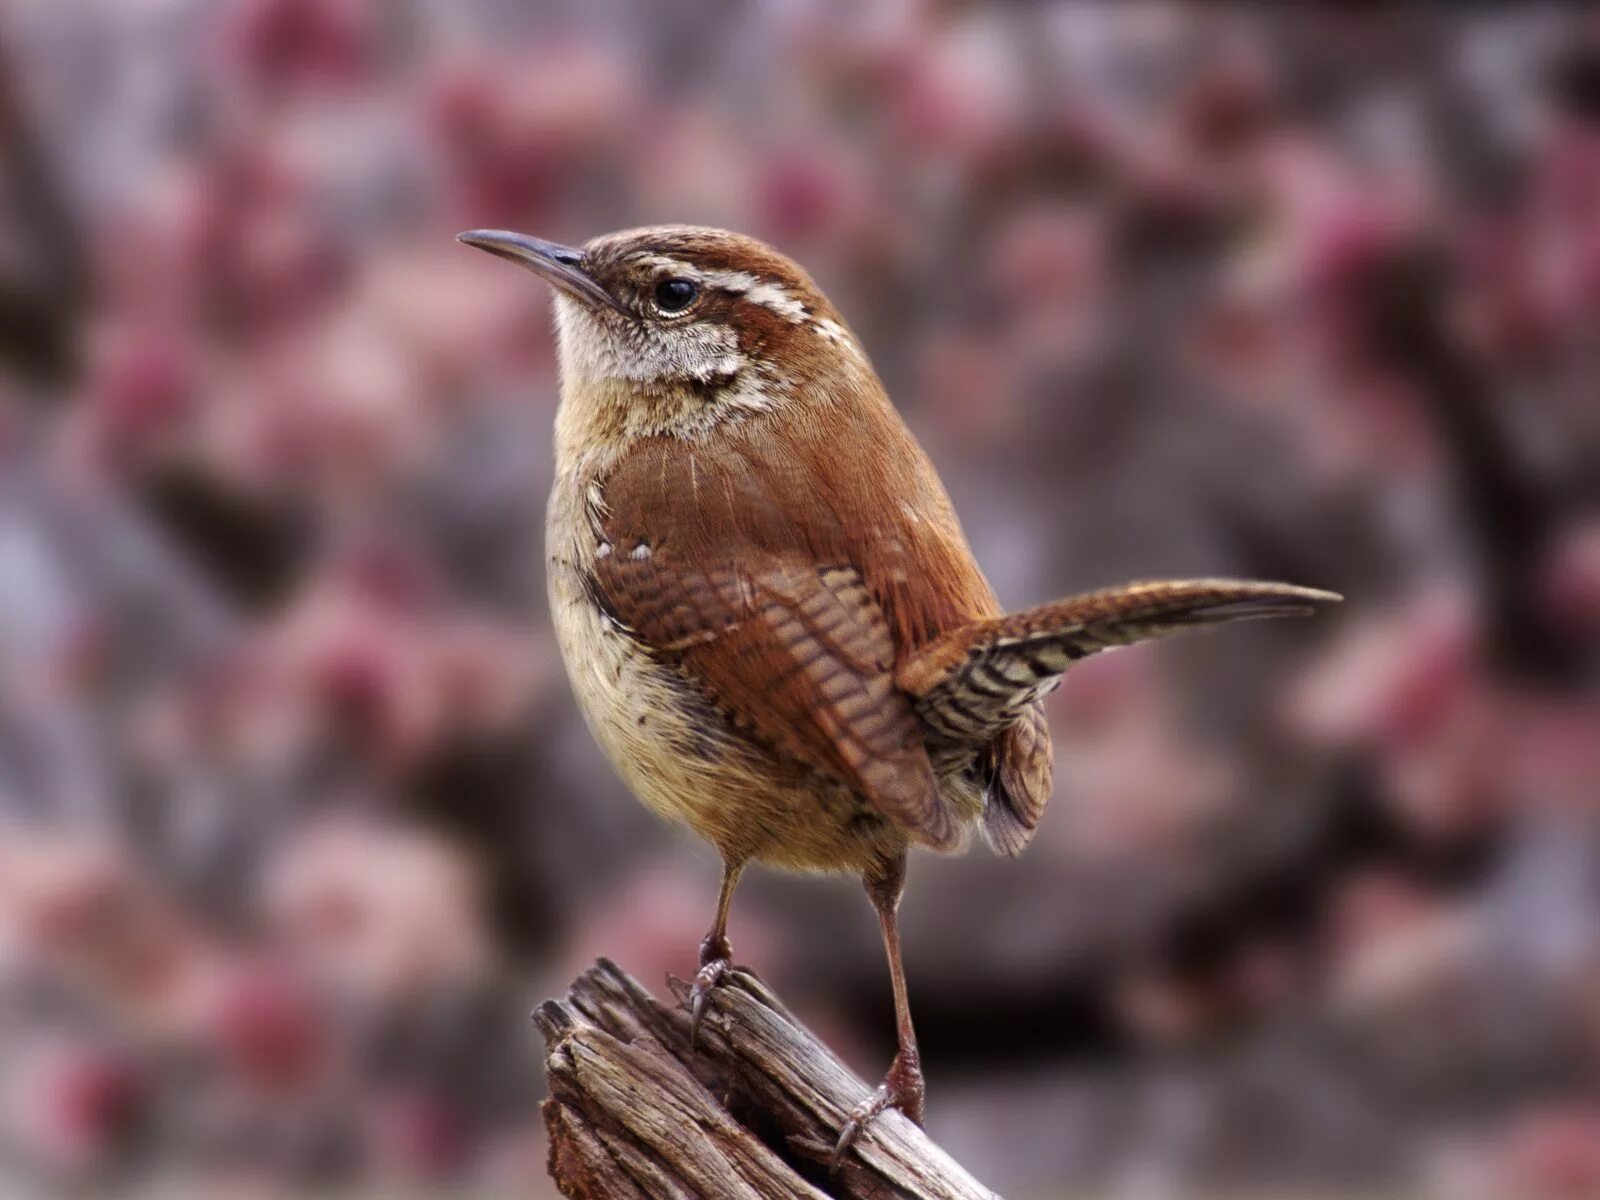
688 957 729 1049
828 1052 925 1174
829 1084 892 1173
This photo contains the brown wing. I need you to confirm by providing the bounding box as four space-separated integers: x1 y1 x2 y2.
585 432 977 850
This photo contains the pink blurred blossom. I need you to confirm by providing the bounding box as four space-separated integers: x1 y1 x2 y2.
2 1041 143 1177
265 814 492 1004
1501 1106 1600 1200
428 49 640 226
368 1091 470 1180
201 958 329 1094
1540 519 1600 638
213 0 378 95
1326 869 1468 1012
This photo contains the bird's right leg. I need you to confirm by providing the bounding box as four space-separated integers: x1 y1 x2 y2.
831 853 924 1170
689 858 744 1046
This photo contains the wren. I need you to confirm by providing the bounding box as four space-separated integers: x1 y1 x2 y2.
457 225 1339 1165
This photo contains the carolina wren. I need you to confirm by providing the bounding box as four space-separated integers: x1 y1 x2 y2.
458 225 1338 1163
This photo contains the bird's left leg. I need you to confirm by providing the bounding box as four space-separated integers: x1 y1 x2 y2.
831 852 925 1169
689 857 744 1046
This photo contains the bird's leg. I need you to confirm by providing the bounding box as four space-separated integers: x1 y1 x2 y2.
689 858 743 1047
831 853 925 1171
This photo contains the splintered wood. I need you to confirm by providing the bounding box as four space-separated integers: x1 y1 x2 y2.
535 959 999 1200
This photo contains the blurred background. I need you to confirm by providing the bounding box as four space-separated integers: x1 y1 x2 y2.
1 2 1598 1197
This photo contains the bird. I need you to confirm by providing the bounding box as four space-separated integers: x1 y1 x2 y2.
457 224 1339 1166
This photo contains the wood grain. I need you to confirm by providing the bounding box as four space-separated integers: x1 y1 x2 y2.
536 959 1000 1200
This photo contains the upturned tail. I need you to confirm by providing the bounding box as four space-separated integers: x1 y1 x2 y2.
898 579 1341 852
901 578 1340 746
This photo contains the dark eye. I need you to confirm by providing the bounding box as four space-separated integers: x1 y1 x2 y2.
653 278 698 312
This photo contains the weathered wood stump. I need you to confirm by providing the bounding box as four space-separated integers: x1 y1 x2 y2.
536 959 1000 1199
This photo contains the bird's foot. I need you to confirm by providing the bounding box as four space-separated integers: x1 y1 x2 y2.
829 1051 925 1173
688 934 733 1049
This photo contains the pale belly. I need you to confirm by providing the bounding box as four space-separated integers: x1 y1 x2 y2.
545 479 913 874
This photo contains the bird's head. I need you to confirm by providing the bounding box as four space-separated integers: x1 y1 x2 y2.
457 225 872 444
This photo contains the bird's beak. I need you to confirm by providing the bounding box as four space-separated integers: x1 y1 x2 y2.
456 230 625 314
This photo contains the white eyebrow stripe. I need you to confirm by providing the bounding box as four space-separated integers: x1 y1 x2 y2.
693 269 759 291
695 269 808 322
738 279 809 322
626 253 686 273
626 255 811 323
812 317 854 345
